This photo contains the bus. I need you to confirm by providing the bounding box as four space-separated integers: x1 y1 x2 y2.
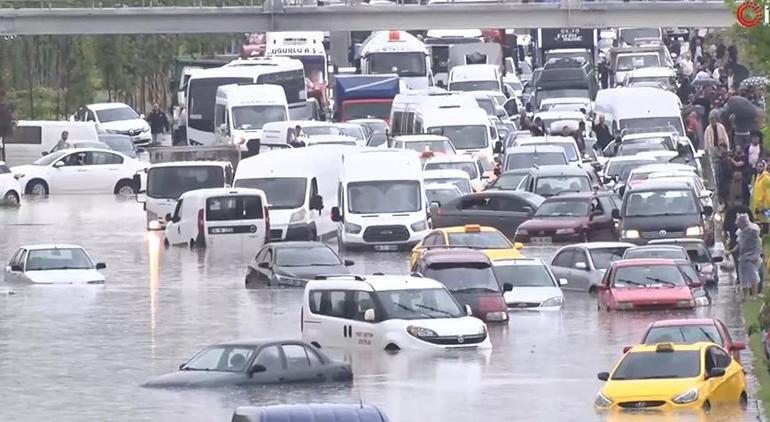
265 32 329 113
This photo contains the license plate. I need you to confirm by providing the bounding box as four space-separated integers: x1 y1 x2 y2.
531 237 552 245
210 227 235 234
374 245 398 251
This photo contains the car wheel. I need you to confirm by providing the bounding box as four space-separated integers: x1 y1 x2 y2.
702 400 711 412
26 179 48 196
3 191 20 206
114 179 137 197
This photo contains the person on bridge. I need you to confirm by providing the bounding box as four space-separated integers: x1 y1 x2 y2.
147 103 169 145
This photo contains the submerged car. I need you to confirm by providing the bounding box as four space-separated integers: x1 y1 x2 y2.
246 242 354 287
232 404 389 422
409 224 524 270
597 259 695 311
143 339 353 388
550 242 634 293
4 244 106 285
635 319 746 362
493 258 565 310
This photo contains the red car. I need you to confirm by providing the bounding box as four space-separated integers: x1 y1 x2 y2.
597 259 695 311
626 319 746 362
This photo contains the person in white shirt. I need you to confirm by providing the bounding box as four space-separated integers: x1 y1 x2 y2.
747 132 763 168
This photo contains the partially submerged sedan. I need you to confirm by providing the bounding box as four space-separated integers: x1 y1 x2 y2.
143 339 353 388
4 244 106 285
597 259 696 311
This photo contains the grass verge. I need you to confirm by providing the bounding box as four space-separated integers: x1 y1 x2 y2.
743 289 770 415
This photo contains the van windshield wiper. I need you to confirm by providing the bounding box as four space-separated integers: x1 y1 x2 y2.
414 303 455 317
393 301 433 318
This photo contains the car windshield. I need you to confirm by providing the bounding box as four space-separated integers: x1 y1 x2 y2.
275 246 341 267
605 159 656 179
624 248 688 261
367 132 389 147
34 151 67 166
425 177 472 194
205 196 263 221
611 350 700 380
232 105 287 130
619 117 685 137
542 103 586 113
348 180 421 214
425 264 500 293
338 127 366 141
589 247 629 270
424 162 478 180
426 188 461 207
629 76 672 89
367 52 427 77
449 80 500 92
644 325 723 345
25 248 93 271
489 173 528 191
183 346 256 372
343 102 393 121
618 140 669 156
616 54 660 72
427 125 488 150
494 263 556 287
96 106 139 123
624 190 698 217
234 177 307 210
613 265 687 288
189 77 252 131
403 140 454 154
147 166 226 199
535 200 589 217
505 152 567 171
377 288 464 320
529 142 579 162
447 232 512 249
534 176 591 197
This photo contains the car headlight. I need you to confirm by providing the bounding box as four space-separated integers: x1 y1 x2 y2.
541 296 564 307
677 299 695 308
555 228 576 235
617 302 634 310
273 273 304 286
142 126 150 133
685 225 703 236
477 324 487 335
407 326 438 338
622 229 640 239
344 222 362 234
290 208 307 223
594 391 613 408
410 220 427 232
672 387 699 404
485 311 508 321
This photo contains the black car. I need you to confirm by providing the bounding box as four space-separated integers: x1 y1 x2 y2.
615 180 713 245
246 241 354 287
430 191 544 238
143 339 353 388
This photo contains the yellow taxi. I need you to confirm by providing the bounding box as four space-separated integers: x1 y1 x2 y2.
409 225 523 270
594 342 747 412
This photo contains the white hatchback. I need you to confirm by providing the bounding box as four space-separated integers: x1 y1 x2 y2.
4 244 106 285
493 258 566 311
301 274 491 352
0 161 22 206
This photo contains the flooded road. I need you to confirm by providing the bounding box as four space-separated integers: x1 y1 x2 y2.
0 195 763 421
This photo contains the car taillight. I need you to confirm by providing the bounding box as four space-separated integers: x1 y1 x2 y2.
264 206 270 242
197 208 204 236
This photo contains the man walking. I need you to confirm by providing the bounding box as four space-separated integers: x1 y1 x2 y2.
147 103 169 145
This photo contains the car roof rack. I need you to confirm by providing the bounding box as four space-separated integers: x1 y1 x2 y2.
314 274 366 281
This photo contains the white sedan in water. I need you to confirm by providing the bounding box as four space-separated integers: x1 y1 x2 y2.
4 244 106 285
11 148 145 196
0 161 22 206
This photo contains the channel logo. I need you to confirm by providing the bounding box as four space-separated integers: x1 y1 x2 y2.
737 1 766 28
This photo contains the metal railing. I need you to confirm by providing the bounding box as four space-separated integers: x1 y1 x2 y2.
0 0 729 7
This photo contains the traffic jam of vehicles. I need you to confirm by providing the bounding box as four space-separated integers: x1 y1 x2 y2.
1 27 763 419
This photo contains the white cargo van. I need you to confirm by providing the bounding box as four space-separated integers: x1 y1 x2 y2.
164 187 268 251
594 87 684 137
417 105 497 157
301 274 491 351
233 146 357 241
2 121 99 166
261 120 340 145
447 64 502 93
214 84 289 155
332 149 428 251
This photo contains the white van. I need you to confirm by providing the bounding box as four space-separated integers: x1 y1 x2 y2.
214 84 289 155
2 121 99 166
332 149 428 251
390 88 477 136
261 120 340 145
418 106 497 158
594 87 684 137
164 187 268 250
233 146 357 241
447 64 502 93
301 274 491 351
136 161 233 229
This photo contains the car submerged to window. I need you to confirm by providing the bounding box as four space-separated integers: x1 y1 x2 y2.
494 258 565 310
5 244 106 285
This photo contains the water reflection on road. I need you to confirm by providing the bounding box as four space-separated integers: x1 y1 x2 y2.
0 196 761 421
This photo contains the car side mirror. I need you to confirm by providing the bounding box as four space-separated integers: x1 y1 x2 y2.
622 346 631 354
712 256 723 263
364 308 376 322
344 259 354 267
41 151 48 157
331 206 342 222
597 372 610 381
503 282 513 292
465 304 473 316
596 285 609 291
53 161 64 168
611 208 620 219
558 278 568 286
250 364 267 375
514 242 523 250
706 367 725 379
575 262 588 270
309 194 324 211
258 262 271 269
10 265 22 272
703 205 714 216
95 262 106 270
732 341 746 351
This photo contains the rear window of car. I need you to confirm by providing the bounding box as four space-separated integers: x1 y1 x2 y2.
643 325 722 346
205 195 263 221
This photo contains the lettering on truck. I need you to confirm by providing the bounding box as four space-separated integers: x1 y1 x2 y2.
268 47 323 55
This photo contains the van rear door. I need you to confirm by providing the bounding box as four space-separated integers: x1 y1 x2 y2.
205 194 265 250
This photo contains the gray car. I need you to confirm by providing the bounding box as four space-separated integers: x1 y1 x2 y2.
550 242 634 293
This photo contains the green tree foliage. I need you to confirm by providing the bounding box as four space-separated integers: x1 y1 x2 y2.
727 0 770 75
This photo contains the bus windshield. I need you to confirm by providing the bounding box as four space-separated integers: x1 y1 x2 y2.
189 77 252 132
368 52 427 77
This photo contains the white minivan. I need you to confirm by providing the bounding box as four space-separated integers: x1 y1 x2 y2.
261 120 340 145
301 274 491 352
332 149 428 251
2 121 99 166
164 187 268 250
214 83 289 155
447 64 503 93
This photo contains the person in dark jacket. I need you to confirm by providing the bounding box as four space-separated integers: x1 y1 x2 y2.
147 103 169 145
592 113 613 151
530 117 545 136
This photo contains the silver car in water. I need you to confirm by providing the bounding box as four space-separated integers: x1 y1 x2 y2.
550 242 634 293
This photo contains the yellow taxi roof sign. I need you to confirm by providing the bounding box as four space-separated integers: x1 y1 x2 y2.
464 224 482 233
655 343 675 353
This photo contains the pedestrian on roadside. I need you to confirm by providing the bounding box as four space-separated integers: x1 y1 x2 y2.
731 213 762 301
752 160 770 227
592 113 613 152
147 103 169 145
52 131 69 152
704 110 729 155
573 121 586 155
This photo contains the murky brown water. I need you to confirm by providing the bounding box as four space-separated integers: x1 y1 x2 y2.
0 195 763 421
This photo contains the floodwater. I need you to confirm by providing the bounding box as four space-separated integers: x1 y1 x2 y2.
0 195 763 421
